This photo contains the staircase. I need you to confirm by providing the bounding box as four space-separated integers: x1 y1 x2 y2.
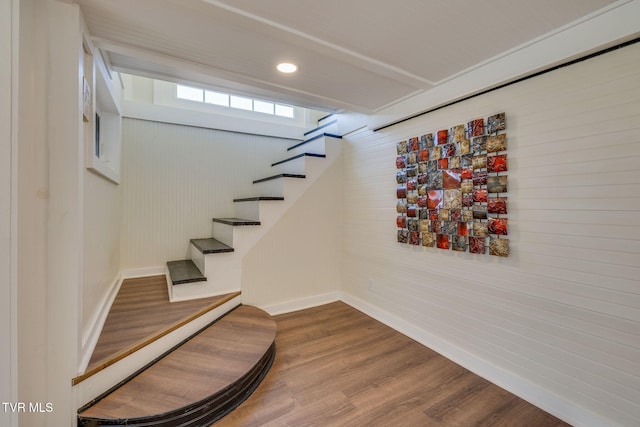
165 115 341 302
76 114 341 425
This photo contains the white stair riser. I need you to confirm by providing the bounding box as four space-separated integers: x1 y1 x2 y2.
271 156 306 175
252 178 285 196
169 248 239 302
288 137 326 157
304 121 338 140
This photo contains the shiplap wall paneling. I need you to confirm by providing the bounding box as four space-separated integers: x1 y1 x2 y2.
342 43 640 426
120 119 292 269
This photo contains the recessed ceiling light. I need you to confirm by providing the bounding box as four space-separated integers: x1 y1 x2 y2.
277 62 298 74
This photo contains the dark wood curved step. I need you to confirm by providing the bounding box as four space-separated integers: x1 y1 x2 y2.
78 305 276 427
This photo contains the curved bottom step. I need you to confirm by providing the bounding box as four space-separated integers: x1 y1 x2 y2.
78 305 276 426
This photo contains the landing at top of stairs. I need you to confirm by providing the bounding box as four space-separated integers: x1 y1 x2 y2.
78 305 276 427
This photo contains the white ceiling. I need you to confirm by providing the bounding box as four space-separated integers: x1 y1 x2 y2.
75 0 624 113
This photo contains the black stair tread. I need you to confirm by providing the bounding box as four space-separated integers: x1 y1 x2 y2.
287 132 342 152
167 260 206 285
253 173 305 184
190 238 234 254
212 217 261 226
303 119 337 136
77 305 276 426
271 152 326 167
233 196 284 202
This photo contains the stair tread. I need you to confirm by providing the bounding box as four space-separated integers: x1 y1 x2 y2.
287 132 342 151
212 217 261 226
167 259 206 285
78 305 276 425
253 173 305 184
271 152 326 167
191 237 234 254
304 119 337 136
233 196 284 202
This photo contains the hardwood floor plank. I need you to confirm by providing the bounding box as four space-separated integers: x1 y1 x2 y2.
214 302 569 427
79 305 276 421
75 275 240 384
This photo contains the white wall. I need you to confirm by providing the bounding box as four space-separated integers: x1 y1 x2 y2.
342 43 640 426
1 0 17 426
120 118 294 270
16 0 50 425
82 170 121 350
242 155 343 312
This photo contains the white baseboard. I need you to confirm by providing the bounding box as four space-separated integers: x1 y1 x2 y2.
78 273 123 374
261 291 341 316
121 266 167 279
339 292 610 427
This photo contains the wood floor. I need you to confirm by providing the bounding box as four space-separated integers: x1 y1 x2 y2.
215 302 569 427
78 305 277 424
74 275 239 384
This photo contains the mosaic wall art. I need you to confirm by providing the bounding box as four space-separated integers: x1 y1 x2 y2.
395 112 509 257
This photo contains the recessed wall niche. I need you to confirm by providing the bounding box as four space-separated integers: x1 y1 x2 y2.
395 113 509 257
82 33 122 184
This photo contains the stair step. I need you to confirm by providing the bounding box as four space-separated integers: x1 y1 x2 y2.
78 305 276 427
252 173 305 184
190 237 234 254
271 152 326 167
212 217 261 226
233 196 284 202
304 119 337 136
167 260 206 285
317 112 334 125
287 132 341 152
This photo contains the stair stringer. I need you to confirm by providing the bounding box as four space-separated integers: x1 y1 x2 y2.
72 293 242 407
173 135 342 302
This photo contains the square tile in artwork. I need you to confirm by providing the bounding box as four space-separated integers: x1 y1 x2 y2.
443 170 461 189
472 136 486 153
457 222 468 236
409 231 420 245
487 175 508 193
468 118 485 137
487 197 508 214
396 216 406 229
427 190 444 209
444 189 462 209
488 217 508 235
473 205 487 219
473 220 489 237
398 230 409 243
397 140 408 155
452 235 467 252
408 137 420 152
437 129 449 145
469 236 486 254
487 154 508 173
486 134 507 153
437 234 450 250
422 232 436 247
489 237 509 257
487 112 506 134
441 221 457 235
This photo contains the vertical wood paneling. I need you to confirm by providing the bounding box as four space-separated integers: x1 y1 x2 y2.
342 43 640 426
120 119 291 269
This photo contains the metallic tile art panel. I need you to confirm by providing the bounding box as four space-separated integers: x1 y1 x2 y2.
395 113 509 257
